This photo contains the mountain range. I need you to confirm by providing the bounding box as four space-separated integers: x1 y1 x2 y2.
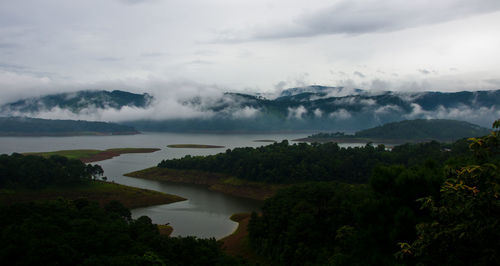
0 86 498 132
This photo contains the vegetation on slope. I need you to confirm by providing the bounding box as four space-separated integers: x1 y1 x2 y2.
158 139 471 183
0 153 184 208
354 119 490 141
304 119 490 143
247 120 500 265
0 199 241 265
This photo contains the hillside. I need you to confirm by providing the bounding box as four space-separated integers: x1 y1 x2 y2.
0 90 152 114
354 119 490 141
125 88 500 131
2 86 499 132
0 117 139 136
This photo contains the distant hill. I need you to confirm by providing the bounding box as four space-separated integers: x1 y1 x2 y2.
0 117 139 136
2 86 499 132
354 119 490 141
301 119 491 143
0 90 152 114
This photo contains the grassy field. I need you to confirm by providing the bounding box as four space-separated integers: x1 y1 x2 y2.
0 181 185 209
167 144 225 149
125 167 284 201
24 148 161 162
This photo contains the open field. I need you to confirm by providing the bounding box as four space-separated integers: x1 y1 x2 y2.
24 148 161 163
0 181 185 209
125 167 284 201
167 144 225 149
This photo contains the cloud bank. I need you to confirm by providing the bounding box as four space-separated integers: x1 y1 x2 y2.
218 0 500 41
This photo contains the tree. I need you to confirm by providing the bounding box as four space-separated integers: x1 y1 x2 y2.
86 164 104 180
400 119 500 265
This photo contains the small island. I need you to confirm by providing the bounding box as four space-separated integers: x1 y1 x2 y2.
24 148 161 163
167 144 225 149
253 139 276 143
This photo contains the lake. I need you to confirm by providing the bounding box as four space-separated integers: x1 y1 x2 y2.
1 132 363 239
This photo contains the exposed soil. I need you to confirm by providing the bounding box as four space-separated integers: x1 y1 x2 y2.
80 148 161 163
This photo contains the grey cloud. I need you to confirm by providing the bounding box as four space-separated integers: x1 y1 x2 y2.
0 42 20 49
97 57 123 62
404 103 500 127
140 52 166 57
186 59 213 65
0 62 27 71
274 81 288 90
118 0 158 5
418 69 431 75
353 71 366 78
484 79 500 86
219 0 500 41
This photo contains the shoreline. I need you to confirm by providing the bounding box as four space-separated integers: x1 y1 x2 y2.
219 213 268 263
24 148 161 163
125 167 284 201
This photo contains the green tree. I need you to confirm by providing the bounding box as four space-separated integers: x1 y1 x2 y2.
400 119 500 265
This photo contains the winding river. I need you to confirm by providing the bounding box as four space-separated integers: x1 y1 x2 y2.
0 132 315 239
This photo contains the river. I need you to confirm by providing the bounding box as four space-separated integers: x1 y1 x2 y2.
0 132 336 239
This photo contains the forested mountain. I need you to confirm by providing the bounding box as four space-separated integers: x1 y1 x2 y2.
125 87 500 131
0 90 152 114
2 86 499 132
0 117 139 136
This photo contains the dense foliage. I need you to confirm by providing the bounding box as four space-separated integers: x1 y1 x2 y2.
0 153 102 189
247 163 443 265
0 199 239 265
401 119 500 265
248 120 500 265
159 140 469 183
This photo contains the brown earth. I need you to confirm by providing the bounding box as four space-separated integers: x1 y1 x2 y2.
80 148 161 163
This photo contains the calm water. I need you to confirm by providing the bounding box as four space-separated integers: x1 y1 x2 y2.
0 132 336 239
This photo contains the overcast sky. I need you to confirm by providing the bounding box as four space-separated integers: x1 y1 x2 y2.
1 0 500 102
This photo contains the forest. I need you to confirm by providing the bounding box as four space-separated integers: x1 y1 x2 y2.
158 139 471 183
1 120 498 265
0 199 240 265
0 154 242 265
247 120 500 265
0 153 103 189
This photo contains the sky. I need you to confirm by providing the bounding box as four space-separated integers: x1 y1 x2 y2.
1 0 500 103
